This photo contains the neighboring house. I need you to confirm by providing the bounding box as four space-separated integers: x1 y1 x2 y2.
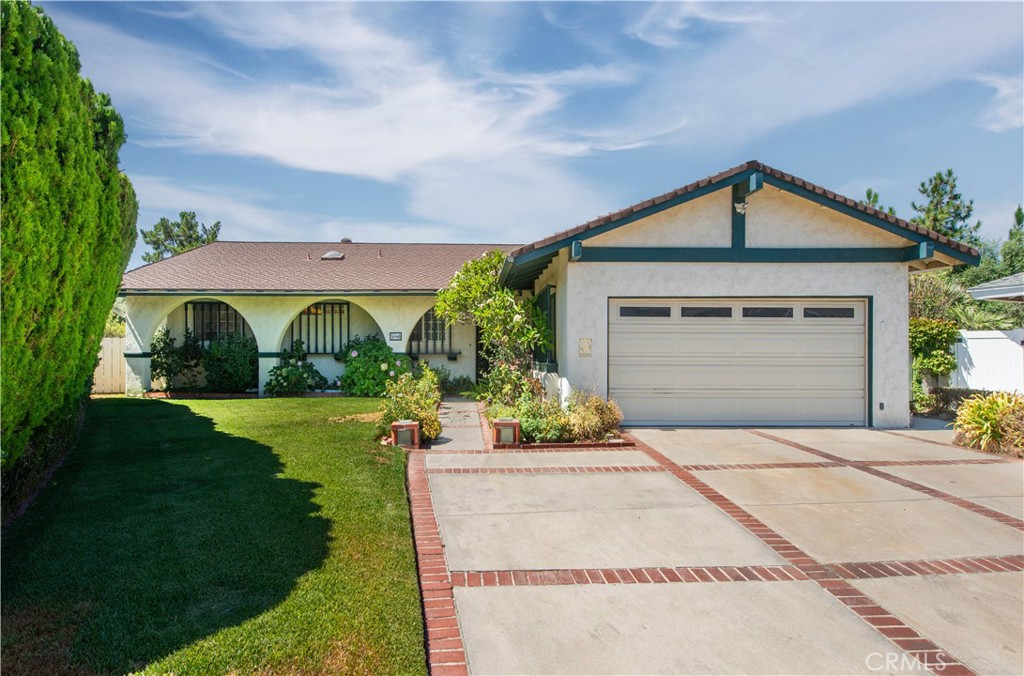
967 272 1024 303
121 161 979 428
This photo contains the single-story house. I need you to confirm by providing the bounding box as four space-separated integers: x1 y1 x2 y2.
121 160 979 428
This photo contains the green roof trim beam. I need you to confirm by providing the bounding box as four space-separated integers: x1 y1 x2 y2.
574 244 941 264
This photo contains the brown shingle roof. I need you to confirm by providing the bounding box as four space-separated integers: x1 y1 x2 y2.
121 242 519 293
510 160 980 259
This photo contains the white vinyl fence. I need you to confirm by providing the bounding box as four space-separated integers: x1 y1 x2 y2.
952 329 1024 393
92 336 125 394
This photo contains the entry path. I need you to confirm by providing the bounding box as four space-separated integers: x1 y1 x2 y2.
407 413 1024 675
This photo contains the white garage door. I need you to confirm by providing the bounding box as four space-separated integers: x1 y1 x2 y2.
609 298 867 426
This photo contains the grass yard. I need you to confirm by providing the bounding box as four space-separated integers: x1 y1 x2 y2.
1 397 426 675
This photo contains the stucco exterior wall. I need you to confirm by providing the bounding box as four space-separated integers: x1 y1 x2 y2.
123 293 472 395
746 186 908 248
587 190 732 247
559 261 909 427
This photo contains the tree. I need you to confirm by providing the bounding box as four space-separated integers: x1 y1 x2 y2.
1001 205 1024 275
141 211 220 263
2 1 138 508
863 188 896 216
910 169 981 244
434 250 546 404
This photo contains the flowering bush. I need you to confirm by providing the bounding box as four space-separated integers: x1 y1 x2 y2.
336 335 411 396
264 340 328 396
378 366 442 441
434 249 548 404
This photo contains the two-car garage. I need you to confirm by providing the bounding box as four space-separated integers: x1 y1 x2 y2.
608 298 868 426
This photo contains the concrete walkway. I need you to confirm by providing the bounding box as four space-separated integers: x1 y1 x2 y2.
408 414 1024 675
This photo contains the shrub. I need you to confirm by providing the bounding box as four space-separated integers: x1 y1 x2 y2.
265 340 328 396
924 387 994 416
335 335 411 397
953 392 1024 456
150 327 203 391
490 393 570 444
1 2 138 488
378 367 442 441
566 391 623 441
909 318 959 381
202 333 258 392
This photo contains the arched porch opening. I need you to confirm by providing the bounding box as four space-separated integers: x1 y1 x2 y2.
276 300 384 386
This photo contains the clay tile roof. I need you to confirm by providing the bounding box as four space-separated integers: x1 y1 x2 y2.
121 242 519 293
510 160 980 259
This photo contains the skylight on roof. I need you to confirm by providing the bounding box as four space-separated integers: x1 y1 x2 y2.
321 250 345 260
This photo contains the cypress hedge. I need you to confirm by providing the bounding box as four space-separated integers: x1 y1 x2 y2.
1 1 138 514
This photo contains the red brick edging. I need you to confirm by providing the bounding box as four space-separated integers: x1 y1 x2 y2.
426 465 664 475
451 565 810 586
833 555 1024 579
406 450 468 676
447 555 1024 588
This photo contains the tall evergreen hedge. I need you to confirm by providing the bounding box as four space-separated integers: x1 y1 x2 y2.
1 2 138 501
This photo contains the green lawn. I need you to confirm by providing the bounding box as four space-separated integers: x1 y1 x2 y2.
1 397 426 675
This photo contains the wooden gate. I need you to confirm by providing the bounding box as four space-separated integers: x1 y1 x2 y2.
92 336 125 394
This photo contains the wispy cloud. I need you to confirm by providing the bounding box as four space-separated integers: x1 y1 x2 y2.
621 3 1023 147
975 74 1023 132
627 2 767 48
48 2 1021 251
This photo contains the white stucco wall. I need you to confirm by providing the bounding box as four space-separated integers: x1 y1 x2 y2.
588 190 732 247
414 320 478 382
746 186 908 248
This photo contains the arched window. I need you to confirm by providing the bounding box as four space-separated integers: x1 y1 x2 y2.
408 308 450 355
285 302 350 354
185 301 253 346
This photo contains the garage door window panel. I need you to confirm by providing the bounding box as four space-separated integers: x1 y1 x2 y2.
619 306 671 318
804 307 856 319
681 306 732 318
742 307 794 318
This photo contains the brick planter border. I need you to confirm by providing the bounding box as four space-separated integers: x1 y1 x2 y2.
406 450 468 676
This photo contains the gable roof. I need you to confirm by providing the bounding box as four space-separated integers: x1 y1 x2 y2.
121 242 518 294
505 160 980 289
967 272 1024 302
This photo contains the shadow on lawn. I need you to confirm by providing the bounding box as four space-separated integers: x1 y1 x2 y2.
1 398 330 674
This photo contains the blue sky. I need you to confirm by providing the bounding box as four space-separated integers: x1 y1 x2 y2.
42 2 1024 269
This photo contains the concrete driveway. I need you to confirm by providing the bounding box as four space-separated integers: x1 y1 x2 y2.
410 417 1024 676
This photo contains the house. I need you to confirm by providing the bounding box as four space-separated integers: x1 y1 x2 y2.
121 243 517 395
121 161 979 427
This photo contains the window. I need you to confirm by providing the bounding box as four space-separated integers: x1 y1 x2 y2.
285 302 348 354
185 302 252 344
620 306 671 318
681 306 732 318
742 307 794 318
533 286 556 369
804 307 855 318
409 308 450 355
